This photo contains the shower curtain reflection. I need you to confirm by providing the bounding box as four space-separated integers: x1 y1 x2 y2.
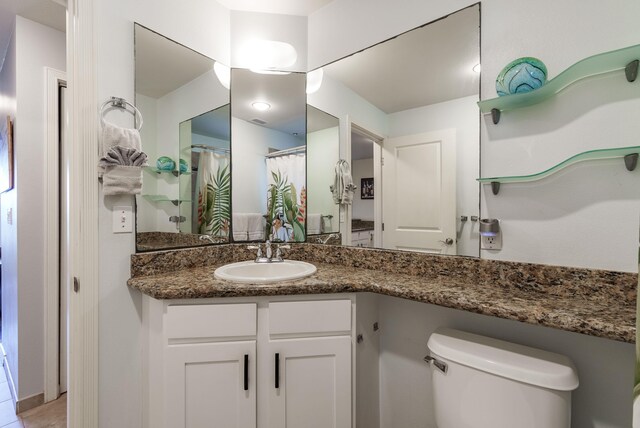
265 150 306 242
194 150 230 237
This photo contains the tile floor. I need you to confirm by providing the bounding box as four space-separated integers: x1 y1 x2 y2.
0 366 66 428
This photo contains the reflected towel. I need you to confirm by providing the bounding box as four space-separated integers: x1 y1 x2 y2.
307 214 322 235
233 213 249 241
247 214 264 240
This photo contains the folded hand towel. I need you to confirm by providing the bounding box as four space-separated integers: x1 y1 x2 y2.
99 122 148 195
247 214 264 240
233 213 249 241
102 165 143 196
307 213 322 235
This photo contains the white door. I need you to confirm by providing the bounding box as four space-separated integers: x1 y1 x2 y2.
268 337 352 428
382 129 456 254
165 341 256 428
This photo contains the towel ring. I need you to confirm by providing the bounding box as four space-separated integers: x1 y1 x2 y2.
100 96 143 131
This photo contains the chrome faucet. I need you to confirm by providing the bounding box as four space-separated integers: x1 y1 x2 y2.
199 235 216 244
248 240 290 263
316 233 339 244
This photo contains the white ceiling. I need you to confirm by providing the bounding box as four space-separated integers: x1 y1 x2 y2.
216 0 334 16
135 25 217 99
232 68 306 136
323 5 480 114
0 0 66 71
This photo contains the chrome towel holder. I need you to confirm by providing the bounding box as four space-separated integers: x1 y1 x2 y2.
99 96 144 131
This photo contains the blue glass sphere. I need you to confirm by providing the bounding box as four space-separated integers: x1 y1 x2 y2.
179 159 189 174
156 156 175 171
496 57 547 97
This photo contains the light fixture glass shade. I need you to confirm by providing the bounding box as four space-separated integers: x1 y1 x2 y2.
252 101 271 111
213 61 231 89
306 68 324 94
239 40 297 71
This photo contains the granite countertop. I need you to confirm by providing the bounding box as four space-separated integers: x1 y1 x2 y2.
352 219 374 232
128 256 636 343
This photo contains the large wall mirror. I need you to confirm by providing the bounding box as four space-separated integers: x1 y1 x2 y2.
308 4 480 257
134 24 230 251
306 106 340 237
231 69 307 243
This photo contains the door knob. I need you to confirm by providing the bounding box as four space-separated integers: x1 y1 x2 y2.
439 238 454 246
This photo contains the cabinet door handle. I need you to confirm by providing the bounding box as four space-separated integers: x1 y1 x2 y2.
275 353 280 389
243 354 249 391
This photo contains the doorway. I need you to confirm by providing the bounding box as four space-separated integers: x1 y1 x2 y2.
45 68 68 402
349 124 382 248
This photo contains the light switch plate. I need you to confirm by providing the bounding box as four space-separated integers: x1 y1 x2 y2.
113 206 133 233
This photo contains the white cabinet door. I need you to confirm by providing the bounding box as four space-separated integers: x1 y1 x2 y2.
268 337 352 428
165 341 256 428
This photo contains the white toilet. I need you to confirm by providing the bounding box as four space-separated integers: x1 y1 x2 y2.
426 328 579 428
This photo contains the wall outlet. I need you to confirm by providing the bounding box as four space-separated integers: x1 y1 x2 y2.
481 233 502 250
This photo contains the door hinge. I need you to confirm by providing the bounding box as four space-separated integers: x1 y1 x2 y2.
381 156 384 166
73 277 79 293
382 223 385 231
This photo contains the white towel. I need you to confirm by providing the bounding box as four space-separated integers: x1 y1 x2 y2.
331 160 356 205
247 214 264 240
307 214 322 235
99 122 147 195
233 213 249 241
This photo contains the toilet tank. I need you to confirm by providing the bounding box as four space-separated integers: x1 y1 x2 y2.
427 328 579 428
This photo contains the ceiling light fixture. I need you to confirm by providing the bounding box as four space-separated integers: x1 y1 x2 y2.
306 68 324 94
472 63 481 73
252 101 271 111
213 62 231 89
239 40 297 72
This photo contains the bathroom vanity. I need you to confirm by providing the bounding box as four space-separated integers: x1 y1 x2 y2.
143 295 354 428
129 243 636 428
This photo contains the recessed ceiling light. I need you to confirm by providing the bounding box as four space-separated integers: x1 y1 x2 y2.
472 63 481 73
252 102 271 111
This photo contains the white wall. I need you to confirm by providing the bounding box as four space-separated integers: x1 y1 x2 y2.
388 95 480 258
377 296 634 428
232 118 303 214
0 16 17 401
307 126 340 231
309 0 640 272
0 16 66 402
94 0 230 425
352 158 374 221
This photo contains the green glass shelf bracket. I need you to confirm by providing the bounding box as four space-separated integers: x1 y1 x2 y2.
479 44 640 124
479 146 640 195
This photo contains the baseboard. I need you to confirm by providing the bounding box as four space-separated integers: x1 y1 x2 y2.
16 392 45 414
0 344 46 414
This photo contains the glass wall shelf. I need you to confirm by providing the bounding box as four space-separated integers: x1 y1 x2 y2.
478 146 640 195
144 166 191 176
141 194 191 205
478 44 640 124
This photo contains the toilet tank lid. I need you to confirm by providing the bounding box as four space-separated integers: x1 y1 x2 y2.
427 328 579 391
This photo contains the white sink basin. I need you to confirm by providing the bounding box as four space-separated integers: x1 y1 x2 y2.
214 260 317 284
